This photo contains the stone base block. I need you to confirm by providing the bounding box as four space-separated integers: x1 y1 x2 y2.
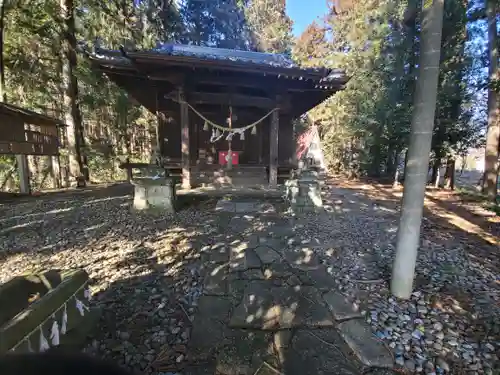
285 177 323 213
132 178 175 213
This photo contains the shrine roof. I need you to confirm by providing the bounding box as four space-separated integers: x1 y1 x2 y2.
87 43 346 84
154 43 298 68
84 43 348 117
0 102 65 127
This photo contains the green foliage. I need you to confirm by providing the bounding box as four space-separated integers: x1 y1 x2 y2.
2 0 280 190
179 0 249 49
293 0 485 179
74 0 177 181
293 0 412 176
431 0 483 168
0 0 487 191
4 1 62 111
292 22 328 65
0 155 18 191
1 0 183 189
245 0 293 53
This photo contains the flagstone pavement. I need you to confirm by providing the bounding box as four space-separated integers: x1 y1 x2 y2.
153 201 395 375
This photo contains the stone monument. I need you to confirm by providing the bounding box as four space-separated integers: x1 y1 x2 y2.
132 150 175 213
285 159 323 213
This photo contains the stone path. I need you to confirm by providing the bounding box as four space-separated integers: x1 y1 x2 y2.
154 200 395 375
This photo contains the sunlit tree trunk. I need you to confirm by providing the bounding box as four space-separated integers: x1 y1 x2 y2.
61 0 87 183
431 158 441 187
393 150 403 188
391 0 444 299
482 0 499 200
444 156 455 190
0 0 6 103
433 163 441 188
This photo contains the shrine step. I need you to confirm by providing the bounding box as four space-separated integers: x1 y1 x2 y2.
193 167 267 186
194 166 266 174
194 175 269 188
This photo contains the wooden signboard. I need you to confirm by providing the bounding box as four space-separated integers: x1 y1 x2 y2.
0 141 59 156
0 114 60 155
0 113 25 142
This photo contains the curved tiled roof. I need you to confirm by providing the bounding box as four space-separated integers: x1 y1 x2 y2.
84 42 348 117
152 43 298 68
87 43 347 84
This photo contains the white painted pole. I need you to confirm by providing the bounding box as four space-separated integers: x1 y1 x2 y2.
391 0 444 299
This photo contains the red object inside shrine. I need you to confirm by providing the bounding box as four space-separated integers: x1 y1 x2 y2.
219 151 239 165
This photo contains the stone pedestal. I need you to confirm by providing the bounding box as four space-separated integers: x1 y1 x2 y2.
285 170 323 213
132 177 175 213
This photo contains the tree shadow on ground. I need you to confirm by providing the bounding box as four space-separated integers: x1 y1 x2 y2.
0 183 214 264
175 199 389 375
0 183 221 373
353 180 499 273
1 185 361 375
322 176 500 373
2 179 498 375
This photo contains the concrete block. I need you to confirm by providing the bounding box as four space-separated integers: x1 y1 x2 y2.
132 177 175 213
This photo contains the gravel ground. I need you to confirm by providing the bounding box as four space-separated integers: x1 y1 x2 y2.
0 185 217 374
1 180 499 375
292 178 500 375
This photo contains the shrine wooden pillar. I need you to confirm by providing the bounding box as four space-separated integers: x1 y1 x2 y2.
269 102 279 188
179 86 191 189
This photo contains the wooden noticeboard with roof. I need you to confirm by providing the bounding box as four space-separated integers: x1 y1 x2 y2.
0 102 66 194
0 103 64 156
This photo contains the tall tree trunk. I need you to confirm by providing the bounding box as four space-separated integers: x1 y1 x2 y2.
61 0 86 182
386 147 396 176
0 0 6 103
402 148 409 180
347 138 355 179
393 151 402 188
482 0 499 200
433 162 441 188
431 157 441 187
28 155 38 188
444 156 455 190
391 0 444 299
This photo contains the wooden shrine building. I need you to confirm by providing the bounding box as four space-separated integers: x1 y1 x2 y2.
87 44 347 189
0 102 64 194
